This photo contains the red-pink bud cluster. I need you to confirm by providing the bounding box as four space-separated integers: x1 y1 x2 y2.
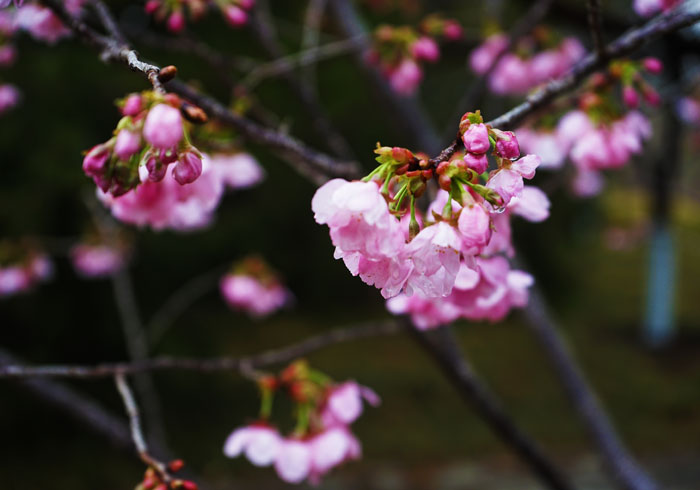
82 91 205 197
224 360 379 485
145 0 255 33
135 458 197 490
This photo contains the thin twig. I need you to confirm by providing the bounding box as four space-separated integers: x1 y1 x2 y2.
248 0 355 159
432 4 700 165
410 325 574 490
300 0 328 84
0 321 404 378
587 0 606 59
444 0 554 138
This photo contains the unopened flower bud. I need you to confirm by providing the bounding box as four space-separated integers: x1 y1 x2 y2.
395 163 410 175
463 152 488 174
167 10 185 33
643 87 661 106
642 57 663 74
158 65 178 83
146 157 167 181
181 481 198 490
462 123 490 154
436 161 450 175
143 104 183 149
181 102 208 124
622 85 639 108
391 146 412 164
114 129 141 161
238 0 255 9
168 459 185 473
82 144 110 177
144 0 160 14
421 169 433 180
495 131 519 159
224 5 248 27
443 20 463 41
173 151 202 185
122 94 143 116
438 173 451 191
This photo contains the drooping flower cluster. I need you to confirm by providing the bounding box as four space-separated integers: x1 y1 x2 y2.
97 149 263 231
224 360 379 485
313 111 548 327
0 242 52 298
70 235 130 279
518 59 658 196
219 255 292 318
366 17 461 96
134 458 198 490
83 91 209 197
633 0 679 17
145 0 255 33
470 28 584 96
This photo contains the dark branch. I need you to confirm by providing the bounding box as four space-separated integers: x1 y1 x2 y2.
0 321 403 379
411 325 574 490
586 0 606 59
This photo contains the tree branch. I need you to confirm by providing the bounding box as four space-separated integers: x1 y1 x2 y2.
0 320 404 379
521 283 658 490
411 325 574 490
586 0 606 59
432 4 700 165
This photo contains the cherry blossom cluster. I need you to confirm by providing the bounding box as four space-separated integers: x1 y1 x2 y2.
313 111 548 327
134 458 197 490
224 360 379 485
70 235 130 279
0 242 52 298
366 17 462 96
97 150 264 231
634 0 680 17
1 0 86 44
518 59 659 196
145 0 255 33
83 91 209 197
470 28 584 96
219 255 292 318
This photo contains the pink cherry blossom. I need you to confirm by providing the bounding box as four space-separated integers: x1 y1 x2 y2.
309 427 361 482
14 4 70 44
224 5 248 27
321 381 381 427
113 130 141 161
634 0 679 17
0 265 30 297
143 103 183 150
0 44 16 66
224 424 282 467
0 254 52 298
173 151 203 185
404 222 462 298
210 152 265 189
486 168 523 206
469 34 508 74
167 10 185 33
274 438 312 484
508 186 551 222
220 274 290 318
463 152 488 174
495 131 520 160
121 94 143 117
70 243 126 278
676 96 700 125
98 156 224 231
516 128 567 169
457 203 492 253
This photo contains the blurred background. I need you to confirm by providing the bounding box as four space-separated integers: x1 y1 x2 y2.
1 0 700 488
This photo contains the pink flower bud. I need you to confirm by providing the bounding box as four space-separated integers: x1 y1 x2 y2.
121 94 143 116
643 87 661 106
443 20 463 41
0 44 16 67
144 0 160 14
114 130 141 161
411 36 440 63
463 152 488 174
173 151 202 185
82 144 110 177
143 104 183 149
146 155 168 182
643 57 663 74
238 0 255 9
224 5 248 27
462 123 490 154
167 10 185 33
0 83 20 114
495 131 520 159
622 87 639 109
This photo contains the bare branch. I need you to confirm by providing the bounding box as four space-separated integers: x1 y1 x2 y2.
411 325 574 490
587 0 606 59
521 281 658 490
300 0 328 83
432 4 700 165
0 321 403 379
444 0 554 137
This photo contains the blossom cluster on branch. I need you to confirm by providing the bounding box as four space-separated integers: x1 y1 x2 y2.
224 360 379 484
145 0 255 33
